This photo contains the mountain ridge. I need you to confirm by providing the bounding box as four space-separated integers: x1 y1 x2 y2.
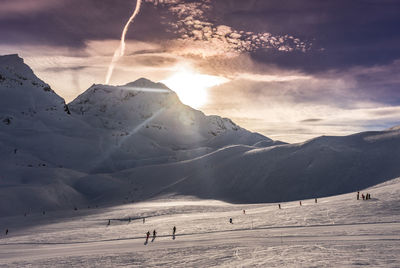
1 53 400 216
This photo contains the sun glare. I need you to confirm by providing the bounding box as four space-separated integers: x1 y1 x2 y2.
162 70 228 108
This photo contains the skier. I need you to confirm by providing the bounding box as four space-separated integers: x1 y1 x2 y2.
107 219 111 226
362 194 365 200
299 201 302 206
143 217 145 224
315 198 317 203
173 226 176 235
152 230 157 242
5 229 8 235
278 204 281 209
357 191 360 200
145 231 150 244
229 218 233 224
243 209 246 214
128 217 131 223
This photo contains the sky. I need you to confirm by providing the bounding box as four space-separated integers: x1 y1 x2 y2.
1 0 400 142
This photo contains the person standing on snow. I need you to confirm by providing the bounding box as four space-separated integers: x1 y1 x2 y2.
145 231 150 244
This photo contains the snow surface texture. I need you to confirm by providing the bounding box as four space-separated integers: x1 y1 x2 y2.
0 177 399 267
1 54 400 217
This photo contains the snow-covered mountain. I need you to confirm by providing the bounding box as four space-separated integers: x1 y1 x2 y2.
68 78 269 171
0 54 271 215
1 54 400 216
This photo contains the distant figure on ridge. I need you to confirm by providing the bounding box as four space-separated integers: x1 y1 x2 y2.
357 191 360 200
299 201 302 206
362 194 365 200
107 219 111 226
278 204 281 209
5 229 8 235
243 210 246 214
229 218 233 224
315 198 318 203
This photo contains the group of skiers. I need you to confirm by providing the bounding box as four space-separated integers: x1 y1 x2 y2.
144 226 176 244
357 191 372 200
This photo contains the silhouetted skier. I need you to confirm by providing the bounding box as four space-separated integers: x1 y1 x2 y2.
107 219 111 226
278 204 281 209
172 226 176 240
357 191 360 200
5 229 8 235
362 194 365 200
299 201 302 206
229 218 233 224
143 217 145 224
152 230 157 242
243 210 246 214
145 231 150 244
315 198 317 203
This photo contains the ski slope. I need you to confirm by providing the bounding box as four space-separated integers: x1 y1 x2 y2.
1 177 399 267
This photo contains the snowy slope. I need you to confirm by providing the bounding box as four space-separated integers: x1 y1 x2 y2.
101 128 400 205
0 177 399 267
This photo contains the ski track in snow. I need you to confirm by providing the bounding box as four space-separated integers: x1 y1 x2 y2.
1 178 400 267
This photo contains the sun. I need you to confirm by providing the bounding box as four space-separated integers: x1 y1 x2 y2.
162 70 228 109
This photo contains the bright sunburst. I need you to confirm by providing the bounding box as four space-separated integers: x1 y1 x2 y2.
162 70 228 108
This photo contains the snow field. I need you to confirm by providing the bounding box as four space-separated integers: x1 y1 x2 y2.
0 178 399 267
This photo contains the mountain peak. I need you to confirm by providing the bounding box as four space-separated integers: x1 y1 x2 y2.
123 78 171 91
0 53 45 85
0 54 24 66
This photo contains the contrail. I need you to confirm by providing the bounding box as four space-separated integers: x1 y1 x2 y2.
105 0 142 84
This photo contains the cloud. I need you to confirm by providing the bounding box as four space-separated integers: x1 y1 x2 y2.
300 118 323 123
144 0 311 57
0 0 64 16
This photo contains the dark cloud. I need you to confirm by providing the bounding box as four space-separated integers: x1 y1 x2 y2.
2 0 399 71
0 0 172 47
301 118 323 123
43 66 88 72
133 55 178 67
